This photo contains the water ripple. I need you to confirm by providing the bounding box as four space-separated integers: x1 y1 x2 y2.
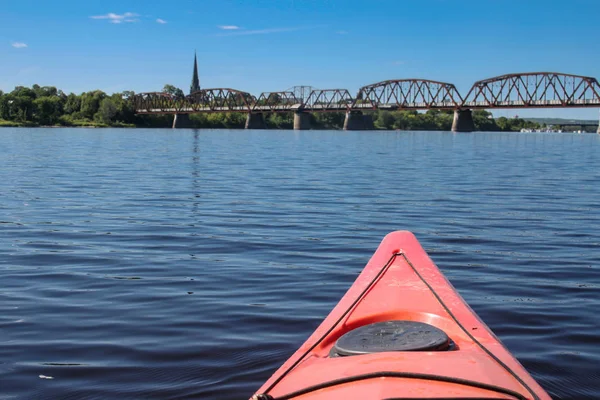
0 128 598 399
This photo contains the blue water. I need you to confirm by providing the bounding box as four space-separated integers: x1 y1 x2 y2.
0 128 598 399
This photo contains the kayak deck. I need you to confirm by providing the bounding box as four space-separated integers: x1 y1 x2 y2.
253 231 550 399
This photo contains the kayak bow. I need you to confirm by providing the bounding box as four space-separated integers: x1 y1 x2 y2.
252 231 550 400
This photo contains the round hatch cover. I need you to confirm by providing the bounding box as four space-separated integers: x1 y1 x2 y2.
333 320 449 356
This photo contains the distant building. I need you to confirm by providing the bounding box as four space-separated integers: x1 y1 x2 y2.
190 53 200 94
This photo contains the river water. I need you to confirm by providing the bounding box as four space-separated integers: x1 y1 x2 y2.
0 128 598 399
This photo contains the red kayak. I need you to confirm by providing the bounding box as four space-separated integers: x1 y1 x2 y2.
252 231 550 399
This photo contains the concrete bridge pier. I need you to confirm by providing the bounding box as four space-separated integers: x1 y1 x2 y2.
294 112 311 130
451 109 475 132
363 114 375 130
344 111 374 130
173 114 193 129
245 113 266 129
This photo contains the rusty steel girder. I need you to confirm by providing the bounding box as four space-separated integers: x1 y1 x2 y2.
133 88 256 114
303 89 354 112
252 91 303 112
188 88 256 112
354 79 463 110
132 72 600 114
133 92 191 114
463 72 600 108
286 86 316 104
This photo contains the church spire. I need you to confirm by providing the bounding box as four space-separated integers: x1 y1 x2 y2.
190 52 200 94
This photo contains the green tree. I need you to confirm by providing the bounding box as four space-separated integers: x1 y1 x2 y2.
472 110 498 131
7 87 36 122
64 93 82 115
496 116 509 131
0 92 8 120
313 112 345 129
162 84 185 100
95 98 117 124
265 112 293 129
375 111 394 129
80 90 106 120
33 96 63 125
11 86 36 99
32 85 59 98
121 91 135 100
113 93 136 124
435 111 453 130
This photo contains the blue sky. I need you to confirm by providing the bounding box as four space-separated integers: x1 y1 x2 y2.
2 0 599 119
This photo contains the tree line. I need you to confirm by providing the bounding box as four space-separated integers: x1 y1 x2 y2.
0 84 542 131
0 85 138 127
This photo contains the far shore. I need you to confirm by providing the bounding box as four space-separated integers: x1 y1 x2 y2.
1 124 597 134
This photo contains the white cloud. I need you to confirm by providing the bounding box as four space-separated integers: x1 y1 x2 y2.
393 60 405 65
336 30 348 35
12 42 28 48
216 27 303 36
91 12 139 24
218 25 240 30
156 18 167 24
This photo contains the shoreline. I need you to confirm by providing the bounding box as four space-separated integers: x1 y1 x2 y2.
1 125 596 133
0 121 136 129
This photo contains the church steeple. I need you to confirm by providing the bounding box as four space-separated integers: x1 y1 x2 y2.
190 52 200 94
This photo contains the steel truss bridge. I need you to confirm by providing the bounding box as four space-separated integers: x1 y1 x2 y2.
134 73 600 114
133 72 600 131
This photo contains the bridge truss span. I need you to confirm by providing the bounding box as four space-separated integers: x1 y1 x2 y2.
133 88 256 114
252 91 302 112
286 86 316 105
354 79 464 110
463 72 600 109
303 89 354 112
188 88 256 112
134 92 189 114
133 72 600 117
252 88 354 112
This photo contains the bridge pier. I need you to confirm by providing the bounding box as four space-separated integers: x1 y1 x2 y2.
294 112 311 130
245 113 266 129
451 109 475 132
173 114 193 129
344 111 374 131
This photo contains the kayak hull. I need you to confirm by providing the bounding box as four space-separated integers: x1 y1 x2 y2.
253 231 550 400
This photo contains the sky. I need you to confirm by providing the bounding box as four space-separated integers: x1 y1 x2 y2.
1 0 599 119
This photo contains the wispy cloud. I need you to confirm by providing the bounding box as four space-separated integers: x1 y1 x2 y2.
90 12 139 24
216 26 304 37
156 18 167 24
218 25 240 30
336 30 348 35
12 42 28 48
16 66 41 77
392 60 405 65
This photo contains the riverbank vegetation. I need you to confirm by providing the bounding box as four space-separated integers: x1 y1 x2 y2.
0 84 542 131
